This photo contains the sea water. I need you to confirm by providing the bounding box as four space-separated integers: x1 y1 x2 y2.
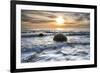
21 31 90 63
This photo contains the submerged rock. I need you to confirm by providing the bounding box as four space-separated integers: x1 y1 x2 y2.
53 33 67 42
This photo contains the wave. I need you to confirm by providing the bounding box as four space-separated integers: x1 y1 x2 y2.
21 32 90 37
21 31 90 63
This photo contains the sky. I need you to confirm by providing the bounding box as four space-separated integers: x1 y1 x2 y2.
21 10 90 32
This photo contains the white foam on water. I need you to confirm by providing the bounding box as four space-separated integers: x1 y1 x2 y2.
21 32 90 63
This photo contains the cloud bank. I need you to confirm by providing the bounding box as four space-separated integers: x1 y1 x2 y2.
21 10 90 32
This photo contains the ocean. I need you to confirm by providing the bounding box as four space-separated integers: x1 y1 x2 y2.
21 31 90 63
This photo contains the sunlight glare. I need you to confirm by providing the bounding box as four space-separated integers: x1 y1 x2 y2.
56 16 64 25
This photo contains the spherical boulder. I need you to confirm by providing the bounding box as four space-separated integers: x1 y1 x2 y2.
53 33 67 42
38 33 44 37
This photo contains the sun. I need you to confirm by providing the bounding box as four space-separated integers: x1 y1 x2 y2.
56 16 64 25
